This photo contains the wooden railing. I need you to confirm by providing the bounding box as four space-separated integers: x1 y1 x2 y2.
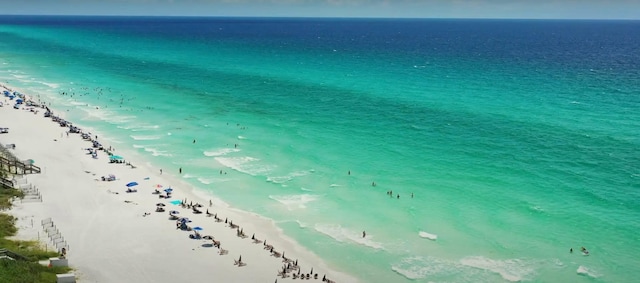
0 176 13 189
0 248 30 261
0 156 41 175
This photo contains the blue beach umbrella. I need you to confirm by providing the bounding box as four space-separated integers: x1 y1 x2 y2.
126 181 139 187
169 210 179 215
193 226 203 231
164 188 173 193
110 155 123 160
169 199 181 205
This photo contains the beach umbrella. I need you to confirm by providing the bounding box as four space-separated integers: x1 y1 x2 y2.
155 184 163 188
203 235 213 240
126 181 139 187
193 226 203 231
169 210 179 215
156 203 166 207
169 199 181 205
110 155 123 160
164 188 173 193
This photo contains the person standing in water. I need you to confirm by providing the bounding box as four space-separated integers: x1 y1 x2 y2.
362 231 366 238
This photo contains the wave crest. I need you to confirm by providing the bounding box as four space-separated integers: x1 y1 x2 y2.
269 194 319 210
460 256 534 282
314 223 383 250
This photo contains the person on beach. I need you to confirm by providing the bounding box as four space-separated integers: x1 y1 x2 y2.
362 231 366 238
160 169 162 175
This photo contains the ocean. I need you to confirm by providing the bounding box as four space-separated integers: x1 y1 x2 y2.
1 16 639 282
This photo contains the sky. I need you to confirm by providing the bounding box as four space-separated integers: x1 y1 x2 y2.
1 0 639 19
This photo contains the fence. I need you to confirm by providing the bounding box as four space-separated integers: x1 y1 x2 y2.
18 183 42 203
41 218 69 253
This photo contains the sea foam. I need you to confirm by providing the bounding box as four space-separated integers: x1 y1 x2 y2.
577 265 600 278
269 194 319 210
391 256 455 280
459 256 534 282
203 148 240 157
215 156 274 176
130 134 163 141
266 170 310 184
418 231 438 241
314 223 384 250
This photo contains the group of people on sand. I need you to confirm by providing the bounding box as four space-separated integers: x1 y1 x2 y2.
162 197 339 282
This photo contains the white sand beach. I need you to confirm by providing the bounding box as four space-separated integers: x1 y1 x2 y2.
0 85 356 283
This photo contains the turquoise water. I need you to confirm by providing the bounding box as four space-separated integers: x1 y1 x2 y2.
1 17 639 282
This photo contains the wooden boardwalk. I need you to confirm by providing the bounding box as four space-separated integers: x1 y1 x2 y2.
0 156 41 175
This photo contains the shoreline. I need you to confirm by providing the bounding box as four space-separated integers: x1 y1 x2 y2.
1 84 357 283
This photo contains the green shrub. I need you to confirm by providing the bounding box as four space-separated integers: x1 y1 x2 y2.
0 182 72 282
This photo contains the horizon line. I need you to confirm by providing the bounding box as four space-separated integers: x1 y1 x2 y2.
1 14 639 21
